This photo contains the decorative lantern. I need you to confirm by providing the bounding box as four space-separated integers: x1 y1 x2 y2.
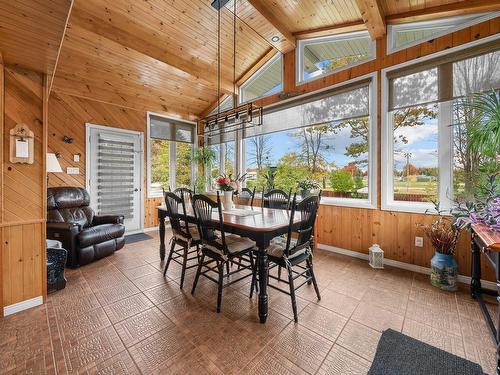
369 244 384 269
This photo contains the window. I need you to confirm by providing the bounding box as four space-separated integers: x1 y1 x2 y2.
387 13 500 53
297 31 375 84
243 75 377 207
147 113 196 197
382 45 500 212
205 132 236 191
209 96 234 115
239 53 283 103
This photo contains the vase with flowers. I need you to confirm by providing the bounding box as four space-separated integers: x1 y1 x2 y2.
214 175 234 210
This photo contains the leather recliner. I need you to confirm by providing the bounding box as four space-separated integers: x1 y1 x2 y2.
47 187 126 268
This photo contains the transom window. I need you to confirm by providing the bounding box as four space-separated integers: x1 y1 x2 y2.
239 53 283 103
297 31 375 84
147 113 196 197
382 46 500 213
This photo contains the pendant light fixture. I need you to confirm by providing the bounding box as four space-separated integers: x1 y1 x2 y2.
199 0 263 140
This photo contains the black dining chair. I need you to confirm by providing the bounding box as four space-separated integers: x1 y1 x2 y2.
236 187 256 206
173 187 194 202
253 193 321 322
191 193 257 313
162 191 201 289
262 188 292 210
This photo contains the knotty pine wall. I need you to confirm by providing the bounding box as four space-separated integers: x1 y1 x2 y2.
1 65 48 315
47 92 163 228
252 17 500 280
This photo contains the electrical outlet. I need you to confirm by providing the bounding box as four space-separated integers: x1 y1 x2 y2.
74 154 80 162
66 167 80 175
415 236 424 247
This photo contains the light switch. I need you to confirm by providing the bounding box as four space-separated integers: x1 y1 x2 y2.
67 167 80 175
74 154 80 162
415 236 424 247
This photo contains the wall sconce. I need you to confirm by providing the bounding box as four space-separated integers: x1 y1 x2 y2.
54 152 61 158
63 135 73 144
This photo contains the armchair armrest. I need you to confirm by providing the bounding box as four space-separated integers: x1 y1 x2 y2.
46 222 81 268
93 215 124 225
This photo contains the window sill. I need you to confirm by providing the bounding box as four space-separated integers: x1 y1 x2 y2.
319 197 377 210
148 193 164 199
381 200 438 215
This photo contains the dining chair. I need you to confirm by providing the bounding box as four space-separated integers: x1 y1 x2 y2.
173 187 194 202
236 187 256 206
162 191 201 289
191 192 257 313
254 193 321 322
262 188 292 209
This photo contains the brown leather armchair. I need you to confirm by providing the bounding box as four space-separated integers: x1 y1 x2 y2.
47 187 125 268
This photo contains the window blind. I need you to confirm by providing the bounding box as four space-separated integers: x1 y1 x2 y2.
389 47 500 111
243 81 370 138
149 114 195 144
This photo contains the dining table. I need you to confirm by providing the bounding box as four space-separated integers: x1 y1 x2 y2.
157 203 300 323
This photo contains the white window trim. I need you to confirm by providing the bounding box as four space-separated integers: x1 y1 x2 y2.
387 12 500 54
241 72 378 209
146 111 197 198
381 33 500 214
296 30 376 86
239 53 283 104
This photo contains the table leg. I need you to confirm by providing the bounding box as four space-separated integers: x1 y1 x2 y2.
258 249 269 324
496 261 500 375
159 217 166 261
471 234 481 298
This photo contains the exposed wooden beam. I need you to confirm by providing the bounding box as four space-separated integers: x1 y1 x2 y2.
356 0 386 39
387 0 500 24
49 0 74 94
246 0 296 53
70 7 234 94
294 21 367 40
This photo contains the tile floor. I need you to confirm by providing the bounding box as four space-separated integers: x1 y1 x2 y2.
0 231 497 374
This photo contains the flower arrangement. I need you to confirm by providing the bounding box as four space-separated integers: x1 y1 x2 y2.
214 173 247 192
420 216 459 256
297 179 320 190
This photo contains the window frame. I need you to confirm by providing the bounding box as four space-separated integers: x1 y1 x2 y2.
241 72 378 209
146 111 197 198
239 53 284 104
381 34 500 214
387 13 500 54
296 30 376 85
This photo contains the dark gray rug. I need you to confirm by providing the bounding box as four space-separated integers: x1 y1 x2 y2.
368 329 484 375
125 233 153 244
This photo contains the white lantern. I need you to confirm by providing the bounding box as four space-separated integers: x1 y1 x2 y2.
369 244 384 269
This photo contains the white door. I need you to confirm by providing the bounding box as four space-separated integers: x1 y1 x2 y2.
87 125 143 233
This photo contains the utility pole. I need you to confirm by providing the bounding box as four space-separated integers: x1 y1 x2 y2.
404 152 412 193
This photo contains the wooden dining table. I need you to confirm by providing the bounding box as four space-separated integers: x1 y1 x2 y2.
157 203 300 323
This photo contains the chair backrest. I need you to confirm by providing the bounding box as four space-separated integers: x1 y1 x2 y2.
192 193 227 255
173 187 194 203
47 187 94 228
284 194 320 257
262 189 291 209
164 191 191 240
237 187 255 206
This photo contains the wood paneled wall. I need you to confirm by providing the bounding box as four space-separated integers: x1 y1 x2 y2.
47 92 162 228
252 17 499 281
1 66 47 314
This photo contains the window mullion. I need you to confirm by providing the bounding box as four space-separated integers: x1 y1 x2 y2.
170 141 176 190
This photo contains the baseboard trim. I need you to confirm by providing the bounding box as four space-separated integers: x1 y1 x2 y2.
3 296 44 316
317 243 497 291
143 226 161 233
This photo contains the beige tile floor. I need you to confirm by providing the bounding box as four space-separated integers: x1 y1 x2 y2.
0 231 497 374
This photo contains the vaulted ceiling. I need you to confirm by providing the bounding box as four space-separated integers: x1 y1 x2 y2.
0 0 498 119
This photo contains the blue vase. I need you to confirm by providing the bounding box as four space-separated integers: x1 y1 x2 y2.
430 251 458 291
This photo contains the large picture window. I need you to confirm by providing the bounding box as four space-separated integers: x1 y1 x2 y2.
297 31 375 84
383 45 500 212
243 75 377 207
147 113 196 197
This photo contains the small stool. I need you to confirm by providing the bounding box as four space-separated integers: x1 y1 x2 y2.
46 239 67 293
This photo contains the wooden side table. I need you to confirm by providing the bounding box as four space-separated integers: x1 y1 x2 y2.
470 224 500 374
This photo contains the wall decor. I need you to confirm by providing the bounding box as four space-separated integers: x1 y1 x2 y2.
9 123 34 164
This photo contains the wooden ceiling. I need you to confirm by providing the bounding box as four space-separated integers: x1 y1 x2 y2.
0 0 498 118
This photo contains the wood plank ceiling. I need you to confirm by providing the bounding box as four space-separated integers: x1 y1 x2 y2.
1 0 498 118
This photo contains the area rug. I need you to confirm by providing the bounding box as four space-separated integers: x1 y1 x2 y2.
125 233 154 244
368 329 484 375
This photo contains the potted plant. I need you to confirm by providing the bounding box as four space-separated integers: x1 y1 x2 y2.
297 179 320 198
420 208 460 291
192 147 216 192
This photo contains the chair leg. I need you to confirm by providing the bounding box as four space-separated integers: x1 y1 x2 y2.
191 254 205 295
217 261 224 313
249 252 257 298
277 265 282 281
226 261 230 279
179 245 188 289
306 257 321 301
287 263 299 323
163 240 176 277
